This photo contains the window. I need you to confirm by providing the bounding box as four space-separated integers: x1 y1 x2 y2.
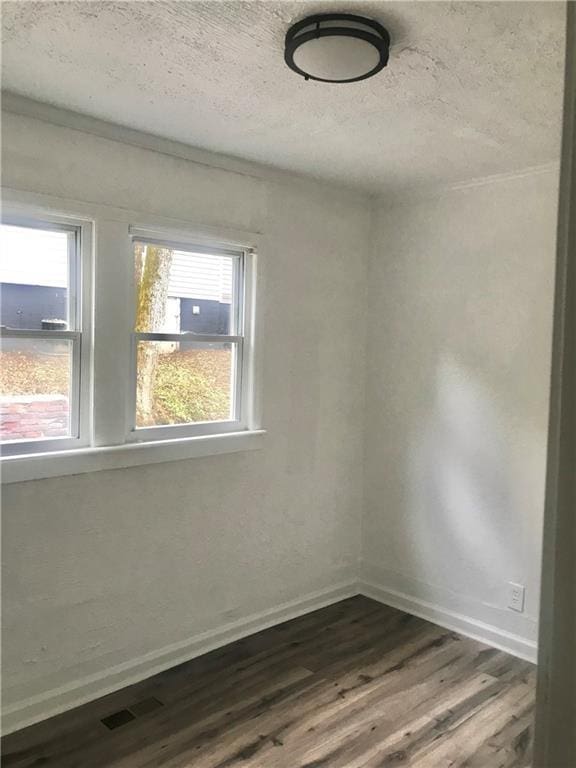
130 233 247 439
0 199 261 480
0 219 90 455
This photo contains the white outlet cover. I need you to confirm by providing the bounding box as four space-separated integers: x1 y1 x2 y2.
508 582 526 612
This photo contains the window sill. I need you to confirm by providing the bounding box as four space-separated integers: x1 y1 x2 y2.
0 430 266 484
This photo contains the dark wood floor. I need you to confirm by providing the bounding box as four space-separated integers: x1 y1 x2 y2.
2 596 535 768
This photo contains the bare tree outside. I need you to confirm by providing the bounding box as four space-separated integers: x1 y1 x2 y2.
134 244 173 425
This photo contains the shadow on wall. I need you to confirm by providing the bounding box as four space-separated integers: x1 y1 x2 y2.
364 179 557 632
408 355 514 587
389 330 549 624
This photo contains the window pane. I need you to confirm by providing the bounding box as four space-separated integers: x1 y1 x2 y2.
0 338 73 442
0 224 71 330
135 340 235 427
134 242 235 335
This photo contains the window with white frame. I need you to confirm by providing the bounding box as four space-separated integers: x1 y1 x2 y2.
0 207 258 469
0 218 91 455
129 231 249 439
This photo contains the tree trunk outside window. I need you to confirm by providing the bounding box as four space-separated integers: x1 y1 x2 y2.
134 244 173 426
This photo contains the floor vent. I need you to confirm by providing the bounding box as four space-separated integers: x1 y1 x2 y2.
101 698 164 730
101 709 136 730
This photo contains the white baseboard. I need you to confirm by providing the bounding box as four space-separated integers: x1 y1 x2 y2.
2 580 358 735
3 575 538 735
359 579 537 664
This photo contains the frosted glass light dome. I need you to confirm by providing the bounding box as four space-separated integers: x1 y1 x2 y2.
285 14 390 83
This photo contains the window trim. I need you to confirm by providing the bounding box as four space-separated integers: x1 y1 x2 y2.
0 191 263 477
1 429 266 483
0 212 93 456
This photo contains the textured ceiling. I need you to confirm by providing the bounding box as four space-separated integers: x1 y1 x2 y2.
1 1 566 194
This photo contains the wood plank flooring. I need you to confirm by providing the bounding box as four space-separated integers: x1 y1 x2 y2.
1 596 536 767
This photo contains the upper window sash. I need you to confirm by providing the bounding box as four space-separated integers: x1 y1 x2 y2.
1 218 81 332
130 233 245 338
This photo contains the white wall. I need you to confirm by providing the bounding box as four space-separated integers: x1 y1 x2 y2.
1 105 560 733
362 170 558 657
0 111 369 727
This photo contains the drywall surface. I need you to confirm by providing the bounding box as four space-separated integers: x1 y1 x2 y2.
0 111 368 724
363 170 559 650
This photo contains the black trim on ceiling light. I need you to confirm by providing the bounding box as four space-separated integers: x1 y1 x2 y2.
284 13 391 83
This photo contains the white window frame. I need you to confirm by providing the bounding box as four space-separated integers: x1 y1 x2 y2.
0 190 264 483
128 228 253 441
0 211 93 456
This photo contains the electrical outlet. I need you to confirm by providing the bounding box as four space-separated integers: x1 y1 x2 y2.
507 582 525 613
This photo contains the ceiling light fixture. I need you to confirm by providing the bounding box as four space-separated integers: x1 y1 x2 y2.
284 13 391 84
